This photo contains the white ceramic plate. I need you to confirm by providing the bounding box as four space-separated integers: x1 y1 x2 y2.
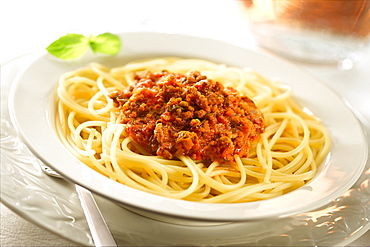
2 50 370 247
8 32 368 222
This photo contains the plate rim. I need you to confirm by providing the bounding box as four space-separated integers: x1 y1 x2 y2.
7 31 369 222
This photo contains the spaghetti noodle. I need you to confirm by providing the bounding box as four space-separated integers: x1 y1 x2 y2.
56 57 330 203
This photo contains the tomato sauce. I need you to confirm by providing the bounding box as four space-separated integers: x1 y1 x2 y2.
110 70 264 164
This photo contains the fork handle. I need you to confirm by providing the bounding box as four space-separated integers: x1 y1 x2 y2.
75 184 117 247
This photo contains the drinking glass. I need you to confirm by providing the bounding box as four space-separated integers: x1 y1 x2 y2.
240 0 370 69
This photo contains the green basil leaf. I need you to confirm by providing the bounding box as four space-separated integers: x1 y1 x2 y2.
46 34 89 59
89 33 121 55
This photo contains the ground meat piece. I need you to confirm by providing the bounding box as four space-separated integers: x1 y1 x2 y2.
109 70 264 164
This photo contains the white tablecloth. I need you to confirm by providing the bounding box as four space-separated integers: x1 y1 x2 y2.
1 1 369 246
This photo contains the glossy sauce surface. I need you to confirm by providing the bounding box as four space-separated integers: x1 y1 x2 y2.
110 70 264 164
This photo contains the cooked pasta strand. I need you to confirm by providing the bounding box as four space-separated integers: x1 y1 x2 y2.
55 57 330 203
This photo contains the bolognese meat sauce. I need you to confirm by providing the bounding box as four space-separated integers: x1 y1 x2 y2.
109 70 264 164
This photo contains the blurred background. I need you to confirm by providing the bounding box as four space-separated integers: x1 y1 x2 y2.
1 0 369 246
2 0 369 65
0 0 255 64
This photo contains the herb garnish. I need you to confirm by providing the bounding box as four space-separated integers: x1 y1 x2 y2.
46 33 121 60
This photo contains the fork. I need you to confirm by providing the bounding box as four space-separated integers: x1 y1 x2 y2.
40 163 117 247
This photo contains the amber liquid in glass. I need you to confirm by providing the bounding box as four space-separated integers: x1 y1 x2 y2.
241 0 370 64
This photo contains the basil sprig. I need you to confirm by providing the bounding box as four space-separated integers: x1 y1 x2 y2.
46 33 121 60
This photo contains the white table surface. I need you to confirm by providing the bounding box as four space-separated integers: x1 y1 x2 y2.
1 0 369 246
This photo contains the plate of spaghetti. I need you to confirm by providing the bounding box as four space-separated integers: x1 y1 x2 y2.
8 32 368 222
